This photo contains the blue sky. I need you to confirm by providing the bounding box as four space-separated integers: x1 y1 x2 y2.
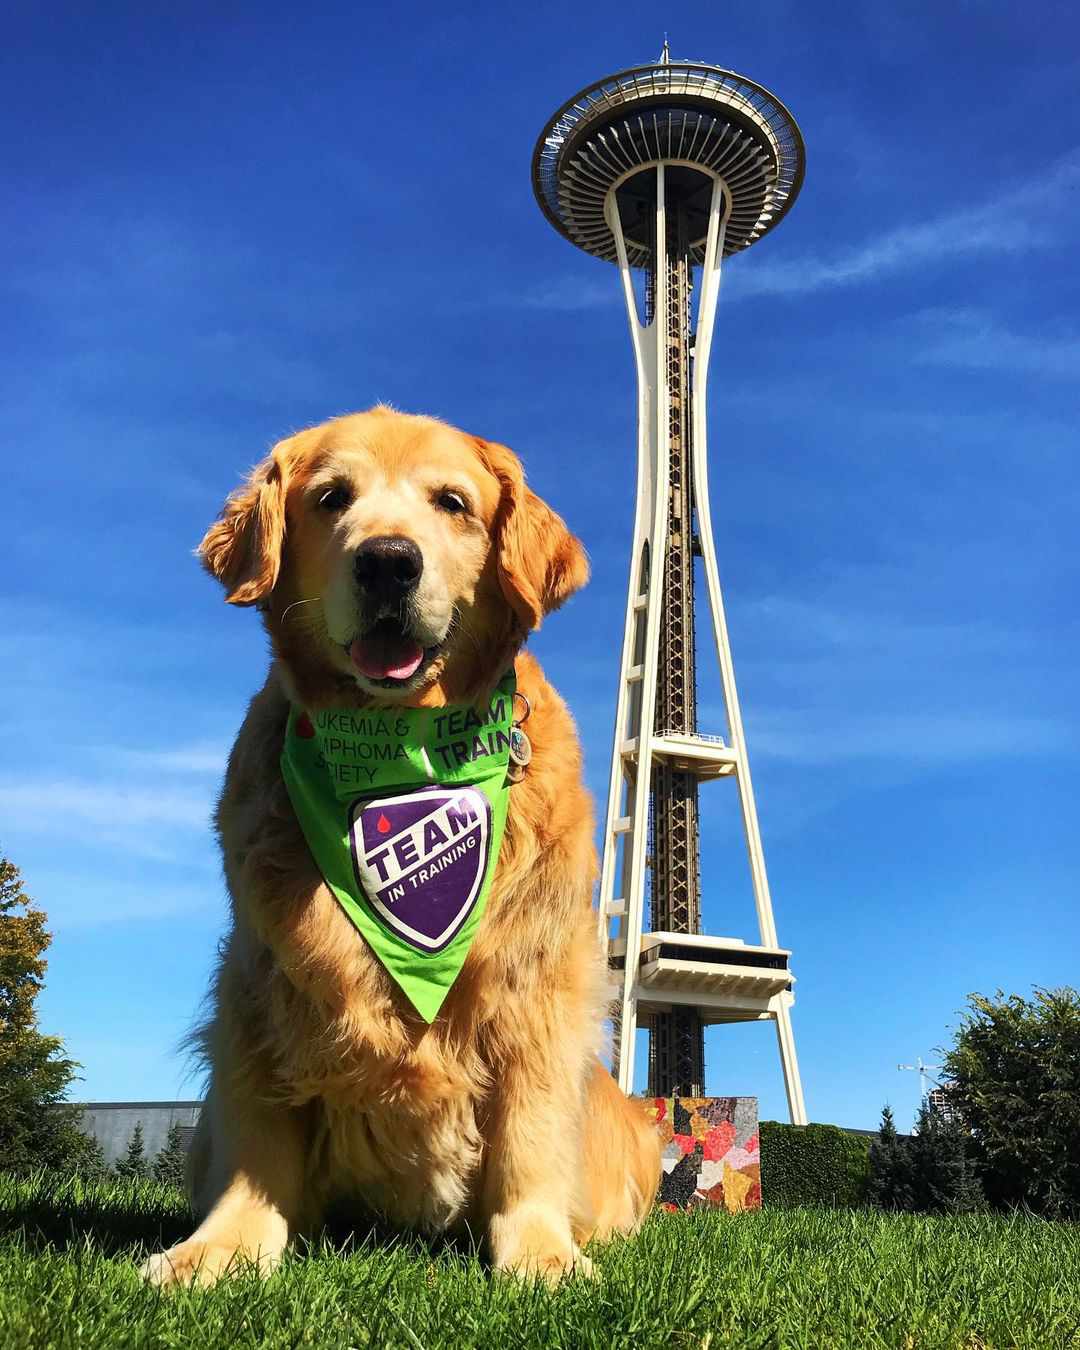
2 3 1077 1130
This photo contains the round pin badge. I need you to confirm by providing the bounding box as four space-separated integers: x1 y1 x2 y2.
509 725 532 768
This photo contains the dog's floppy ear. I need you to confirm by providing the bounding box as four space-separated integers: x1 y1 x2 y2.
198 440 292 606
475 438 589 632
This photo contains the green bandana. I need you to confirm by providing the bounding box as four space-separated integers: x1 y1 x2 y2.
280 673 515 1021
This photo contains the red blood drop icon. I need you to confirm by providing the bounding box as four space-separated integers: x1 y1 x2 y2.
377 814 391 834
296 713 315 739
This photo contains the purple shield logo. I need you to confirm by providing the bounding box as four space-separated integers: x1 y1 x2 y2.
348 786 492 952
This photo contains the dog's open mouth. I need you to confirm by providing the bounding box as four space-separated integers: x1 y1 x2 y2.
348 617 438 686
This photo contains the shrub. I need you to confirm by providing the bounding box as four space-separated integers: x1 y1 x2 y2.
942 987 1080 1218
760 1121 871 1207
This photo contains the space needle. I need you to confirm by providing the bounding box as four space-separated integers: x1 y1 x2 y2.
532 45 808 1122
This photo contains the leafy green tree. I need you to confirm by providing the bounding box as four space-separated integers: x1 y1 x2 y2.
0 854 86 1173
114 1122 149 1180
867 1105 915 1211
942 987 1080 1217
153 1123 188 1188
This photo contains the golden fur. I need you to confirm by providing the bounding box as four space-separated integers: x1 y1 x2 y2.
142 408 660 1287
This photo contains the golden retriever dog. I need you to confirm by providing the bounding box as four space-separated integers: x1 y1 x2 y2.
142 407 659 1286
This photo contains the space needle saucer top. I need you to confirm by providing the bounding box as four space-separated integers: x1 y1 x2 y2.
532 56 805 266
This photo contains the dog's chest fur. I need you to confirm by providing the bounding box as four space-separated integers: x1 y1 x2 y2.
211 667 599 1232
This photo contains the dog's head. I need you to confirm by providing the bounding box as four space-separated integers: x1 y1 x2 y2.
198 408 588 701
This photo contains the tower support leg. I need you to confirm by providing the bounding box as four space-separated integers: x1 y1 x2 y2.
773 1000 808 1125
604 165 671 1097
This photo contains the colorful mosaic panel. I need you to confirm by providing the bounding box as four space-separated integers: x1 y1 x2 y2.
646 1096 760 1212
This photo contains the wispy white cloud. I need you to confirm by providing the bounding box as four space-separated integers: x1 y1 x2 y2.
910 308 1080 378
511 276 620 313
508 150 1079 311
741 709 1070 765
115 744 229 776
566 593 1076 784
0 778 211 839
0 603 240 885
0 734 224 865
736 598 1021 666
700 596 1075 767
726 150 1080 298
39 875 222 929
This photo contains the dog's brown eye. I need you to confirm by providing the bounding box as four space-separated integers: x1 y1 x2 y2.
436 490 468 515
318 485 352 513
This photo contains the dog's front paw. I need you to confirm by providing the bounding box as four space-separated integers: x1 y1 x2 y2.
490 1207 595 1285
140 1238 280 1288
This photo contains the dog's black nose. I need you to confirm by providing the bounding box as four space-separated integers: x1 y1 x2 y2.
353 535 424 602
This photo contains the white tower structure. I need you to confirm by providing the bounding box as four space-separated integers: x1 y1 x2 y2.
533 52 808 1122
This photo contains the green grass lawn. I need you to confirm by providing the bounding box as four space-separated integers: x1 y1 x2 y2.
0 1174 1077 1349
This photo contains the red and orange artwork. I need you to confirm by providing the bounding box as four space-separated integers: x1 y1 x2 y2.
650 1096 761 1212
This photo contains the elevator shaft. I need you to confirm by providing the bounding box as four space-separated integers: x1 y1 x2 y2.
648 205 704 1098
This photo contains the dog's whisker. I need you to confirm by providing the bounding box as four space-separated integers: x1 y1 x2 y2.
280 597 323 624
448 605 483 656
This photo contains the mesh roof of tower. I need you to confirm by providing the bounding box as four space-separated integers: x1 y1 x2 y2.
532 62 805 266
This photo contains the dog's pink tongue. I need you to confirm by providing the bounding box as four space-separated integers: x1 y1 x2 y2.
349 635 424 681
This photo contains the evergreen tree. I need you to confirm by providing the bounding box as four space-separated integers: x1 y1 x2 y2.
908 1100 984 1213
0 854 86 1173
867 1104 915 1211
73 1131 109 1180
114 1122 149 1180
153 1123 188 1188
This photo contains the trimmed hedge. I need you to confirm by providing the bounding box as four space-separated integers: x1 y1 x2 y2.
760 1121 871 1208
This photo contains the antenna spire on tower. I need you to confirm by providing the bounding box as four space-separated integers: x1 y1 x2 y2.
659 36 671 64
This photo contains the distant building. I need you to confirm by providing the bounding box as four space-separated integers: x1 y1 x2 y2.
926 1085 961 1124
75 1101 202 1166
